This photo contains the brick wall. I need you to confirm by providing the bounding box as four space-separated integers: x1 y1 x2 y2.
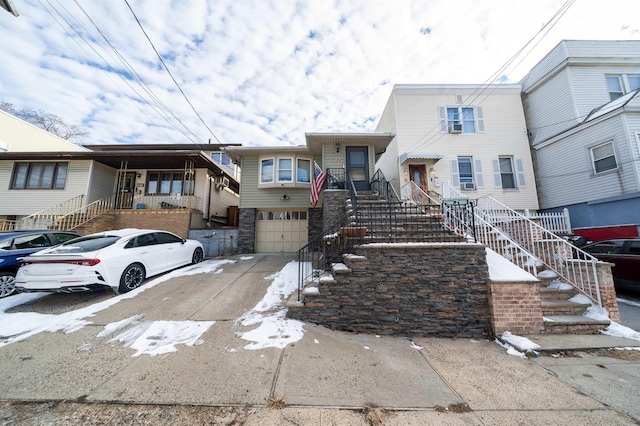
113 210 192 238
289 243 493 338
596 262 621 323
488 281 544 335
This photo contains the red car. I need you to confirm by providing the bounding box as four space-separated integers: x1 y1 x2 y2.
581 238 640 293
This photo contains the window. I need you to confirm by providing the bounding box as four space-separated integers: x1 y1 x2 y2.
440 106 484 133
211 152 232 166
590 142 618 174
458 157 473 183
155 232 183 244
297 159 311 183
498 157 516 189
259 155 312 186
278 158 293 182
146 171 194 195
606 76 624 101
260 158 274 183
607 74 640 101
11 162 68 189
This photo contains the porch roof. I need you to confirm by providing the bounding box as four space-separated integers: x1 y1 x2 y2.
0 149 239 193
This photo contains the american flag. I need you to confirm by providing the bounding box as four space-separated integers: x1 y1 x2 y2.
310 161 326 208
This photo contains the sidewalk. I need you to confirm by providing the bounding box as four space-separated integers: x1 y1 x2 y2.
1 254 639 425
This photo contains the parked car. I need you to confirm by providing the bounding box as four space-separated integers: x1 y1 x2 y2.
15 229 204 295
0 230 82 298
581 238 640 293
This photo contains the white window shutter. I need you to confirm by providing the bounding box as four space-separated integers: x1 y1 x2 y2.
474 159 484 188
492 159 502 188
515 158 526 188
439 106 447 132
450 159 460 187
476 106 485 133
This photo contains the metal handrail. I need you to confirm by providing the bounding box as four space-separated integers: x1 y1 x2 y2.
476 195 603 308
20 194 85 230
401 181 440 206
52 194 116 230
370 169 401 204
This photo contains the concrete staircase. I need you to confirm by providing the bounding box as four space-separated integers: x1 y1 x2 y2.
537 270 610 334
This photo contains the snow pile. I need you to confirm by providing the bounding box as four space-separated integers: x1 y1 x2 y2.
485 248 538 282
496 331 540 358
235 260 305 350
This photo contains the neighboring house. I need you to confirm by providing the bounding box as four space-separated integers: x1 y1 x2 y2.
375 84 539 211
520 40 640 239
0 114 240 236
0 109 87 153
226 133 394 253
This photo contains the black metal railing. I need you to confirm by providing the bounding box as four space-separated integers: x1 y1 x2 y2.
346 170 358 209
326 168 346 189
297 197 476 300
370 169 401 204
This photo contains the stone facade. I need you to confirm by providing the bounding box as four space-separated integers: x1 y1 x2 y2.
238 208 256 253
308 208 323 243
289 243 493 338
322 190 350 230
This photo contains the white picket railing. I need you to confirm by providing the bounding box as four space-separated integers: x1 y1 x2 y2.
20 195 85 230
475 195 602 308
525 208 571 234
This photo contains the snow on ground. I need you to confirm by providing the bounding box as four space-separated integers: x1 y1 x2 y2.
235 260 305 350
0 259 235 350
485 248 538 282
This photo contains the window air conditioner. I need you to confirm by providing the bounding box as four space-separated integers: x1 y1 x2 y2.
460 182 476 190
448 123 462 134
215 176 230 189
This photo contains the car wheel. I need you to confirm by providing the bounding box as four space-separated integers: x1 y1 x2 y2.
0 272 16 298
192 247 204 264
118 263 146 293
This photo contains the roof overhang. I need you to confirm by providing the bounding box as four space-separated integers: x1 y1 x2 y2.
0 149 239 192
399 152 445 164
0 0 18 16
305 132 395 155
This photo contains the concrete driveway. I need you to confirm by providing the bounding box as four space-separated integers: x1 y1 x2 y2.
1 253 639 425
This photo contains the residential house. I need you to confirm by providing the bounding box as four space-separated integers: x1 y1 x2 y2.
374 84 539 211
0 112 240 236
520 40 640 239
226 133 393 253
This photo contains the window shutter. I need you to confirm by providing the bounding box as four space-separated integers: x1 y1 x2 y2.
450 159 460 187
439 106 447 132
492 159 502 188
515 158 526 188
476 106 485 133
474 159 484 188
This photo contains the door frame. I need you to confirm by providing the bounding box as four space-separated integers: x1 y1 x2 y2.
116 171 137 209
346 146 370 191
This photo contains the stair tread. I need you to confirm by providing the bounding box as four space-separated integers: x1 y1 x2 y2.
542 300 591 307
543 315 610 325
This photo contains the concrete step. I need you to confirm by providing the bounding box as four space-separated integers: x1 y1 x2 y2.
542 315 610 335
539 287 576 301
542 300 590 316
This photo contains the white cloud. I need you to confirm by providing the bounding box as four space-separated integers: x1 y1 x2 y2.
0 0 638 147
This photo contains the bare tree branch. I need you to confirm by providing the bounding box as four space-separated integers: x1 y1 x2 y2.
0 102 90 142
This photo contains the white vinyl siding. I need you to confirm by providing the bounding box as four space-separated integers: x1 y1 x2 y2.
0 110 86 152
87 161 117 203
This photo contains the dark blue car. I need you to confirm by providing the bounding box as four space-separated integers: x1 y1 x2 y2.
0 230 81 298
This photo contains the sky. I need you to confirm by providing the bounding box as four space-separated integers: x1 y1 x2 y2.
1 252 638 359
0 1 638 148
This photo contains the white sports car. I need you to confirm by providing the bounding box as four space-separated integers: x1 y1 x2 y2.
16 229 204 294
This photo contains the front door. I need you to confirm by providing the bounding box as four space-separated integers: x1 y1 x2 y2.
346 146 370 191
409 164 428 192
115 171 136 209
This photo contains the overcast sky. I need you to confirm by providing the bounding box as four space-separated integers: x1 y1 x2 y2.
1 0 638 148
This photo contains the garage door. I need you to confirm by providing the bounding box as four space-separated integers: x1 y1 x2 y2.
255 210 308 253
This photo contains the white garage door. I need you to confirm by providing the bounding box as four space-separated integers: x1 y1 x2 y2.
255 209 308 253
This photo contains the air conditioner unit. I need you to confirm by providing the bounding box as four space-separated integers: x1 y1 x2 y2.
460 182 476 191
448 123 462 134
215 176 229 189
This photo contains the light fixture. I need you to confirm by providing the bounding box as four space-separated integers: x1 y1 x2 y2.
136 172 142 178
281 194 289 200
335 143 340 153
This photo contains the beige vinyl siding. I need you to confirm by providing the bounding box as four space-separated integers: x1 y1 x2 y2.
239 155 318 209
536 114 637 209
1 160 91 216
208 186 239 218
375 137 400 194
0 110 86 152
87 161 117 203
378 86 539 210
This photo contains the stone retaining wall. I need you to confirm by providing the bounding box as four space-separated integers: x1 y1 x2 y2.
289 243 493 338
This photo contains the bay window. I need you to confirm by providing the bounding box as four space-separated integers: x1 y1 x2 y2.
259 155 312 187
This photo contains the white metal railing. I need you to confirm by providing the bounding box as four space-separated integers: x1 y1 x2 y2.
133 194 202 211
20 195 85 230
401 181 440 206
476 195 602 308
52 195 115 230
524 208 571 234
1 220 18 231
440 181 467 200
